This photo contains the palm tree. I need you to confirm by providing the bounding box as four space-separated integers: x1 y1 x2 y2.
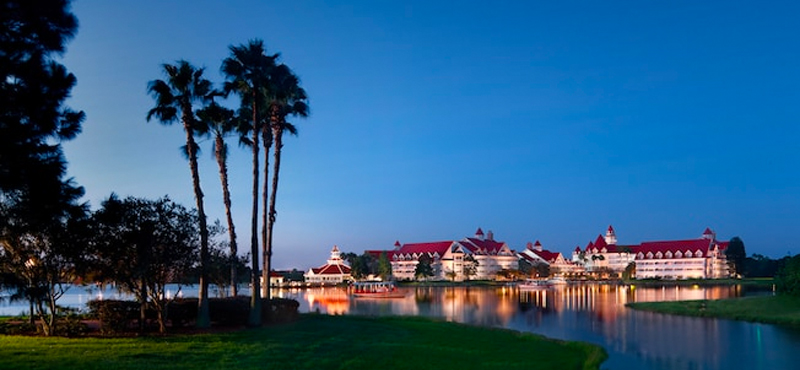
146 60 212 328
263 64 308 301
196 99 241 297
222 40 277 326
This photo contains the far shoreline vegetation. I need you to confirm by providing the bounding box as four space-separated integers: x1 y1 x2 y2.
0 314 608 370
626 295 800 329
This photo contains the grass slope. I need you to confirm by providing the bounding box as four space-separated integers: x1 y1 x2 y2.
0 314 606 370
627 295 800 328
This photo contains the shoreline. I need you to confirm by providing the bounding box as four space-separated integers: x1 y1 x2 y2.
626 295 800 328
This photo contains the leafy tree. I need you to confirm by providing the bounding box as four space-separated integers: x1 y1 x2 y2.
0 0 86 334
0 192 90 335
222 40 278 325
726 237 746 278
205 233 249 297
463 254 479 280
622 262 636 280
196 99 243 297
377 252 393 281
342 252 374 281
534 263 550 279
744 253 785 278
91 195 199 333
414 254 435 281
147 61 212 328
445 270 457 282
776 254 800 297
264 63 308 305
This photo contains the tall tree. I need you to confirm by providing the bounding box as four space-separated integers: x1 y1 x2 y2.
196 100 242 297
222 40 278 326
146 61 212 328
0 0 86 335
92 195 199 333
414 254 434 281
726 237 746 278
263 63 309 301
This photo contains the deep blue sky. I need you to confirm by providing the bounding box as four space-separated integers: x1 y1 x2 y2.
61 1 799 269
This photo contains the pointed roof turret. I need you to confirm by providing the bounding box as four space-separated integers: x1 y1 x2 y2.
574 245 582 253
394 240 401 248
475 227 484 240
608 225 615 232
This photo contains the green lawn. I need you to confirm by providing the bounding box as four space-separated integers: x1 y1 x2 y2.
0 314 606 370
627 295 800 328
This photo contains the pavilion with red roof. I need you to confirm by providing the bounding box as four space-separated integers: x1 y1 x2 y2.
304 245 353 285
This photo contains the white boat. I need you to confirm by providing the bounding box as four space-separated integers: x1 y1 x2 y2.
547 276 568 286
518 279 550 291
351 281 407 298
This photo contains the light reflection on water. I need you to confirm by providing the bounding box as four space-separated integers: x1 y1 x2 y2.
287 284 798 370
3 283 798 370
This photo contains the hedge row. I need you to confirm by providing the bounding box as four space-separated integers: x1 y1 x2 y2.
87 296 299 335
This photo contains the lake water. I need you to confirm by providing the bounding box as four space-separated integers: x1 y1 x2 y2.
3 283 799 370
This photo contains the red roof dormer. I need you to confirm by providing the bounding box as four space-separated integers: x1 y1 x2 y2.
574 246 581 253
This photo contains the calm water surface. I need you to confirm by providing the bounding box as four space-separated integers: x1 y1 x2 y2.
3 283 799 370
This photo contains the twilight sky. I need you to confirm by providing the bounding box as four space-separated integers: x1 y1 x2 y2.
60 0 799 269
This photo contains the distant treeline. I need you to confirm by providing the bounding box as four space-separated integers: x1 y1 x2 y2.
744 254 789 278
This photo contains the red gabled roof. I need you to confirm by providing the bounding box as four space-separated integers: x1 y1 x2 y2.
398 241 453 256
574 246 582 252
311 263 352 275
529 249 561 263
593 235 608 250
534 240 542 247
585 240 594 252
475 228 484 236
703 228 714 235
635 239 713 258
394 240 401 248
464 237 506 255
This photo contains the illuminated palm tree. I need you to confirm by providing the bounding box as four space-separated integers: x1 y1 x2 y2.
146 60 212 328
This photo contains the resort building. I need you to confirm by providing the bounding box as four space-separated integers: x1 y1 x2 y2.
518 241 584 276
304 245 352 285
572 226 731 279
378 228 518 281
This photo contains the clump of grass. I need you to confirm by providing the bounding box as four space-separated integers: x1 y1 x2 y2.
627 295 800 328
0 314 606 370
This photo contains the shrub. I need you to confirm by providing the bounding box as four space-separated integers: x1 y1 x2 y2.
265 298 300 323
166 298 198 328
87 300 140 335
210 297 249 326
776 254 800 297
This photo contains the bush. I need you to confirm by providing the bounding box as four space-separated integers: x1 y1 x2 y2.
210 297 249 326
166 298 198 328
265 298 300 323
87 300 140 335
776 254 800 297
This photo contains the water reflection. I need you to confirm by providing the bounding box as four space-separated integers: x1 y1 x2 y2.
3 283 797 370
283 283 797 370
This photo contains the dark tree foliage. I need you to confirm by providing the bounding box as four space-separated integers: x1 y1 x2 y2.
776 254 800 298
414 254 435 281
726 237 746 277
463 254 479 280
0 0 84 196
91 195 199 333
378 252 393 281
0 0 85 336
744 254 787 278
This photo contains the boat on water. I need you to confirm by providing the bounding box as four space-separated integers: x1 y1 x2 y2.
546 276 568 286
518 279 550 291
351 281 407 298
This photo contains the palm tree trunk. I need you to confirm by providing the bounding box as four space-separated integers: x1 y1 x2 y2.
214 134 238 297
182 119 210 329
261 128 271 298
248 100 262 327
265 125 284 307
